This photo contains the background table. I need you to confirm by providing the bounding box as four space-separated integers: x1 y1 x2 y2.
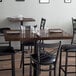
7 17 35 25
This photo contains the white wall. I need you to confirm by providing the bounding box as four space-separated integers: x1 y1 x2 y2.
0 0 76 49
0 0 76 33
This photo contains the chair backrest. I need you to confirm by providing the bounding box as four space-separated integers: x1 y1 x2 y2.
37 41 61 63
71 17 76 44
40 18 46 30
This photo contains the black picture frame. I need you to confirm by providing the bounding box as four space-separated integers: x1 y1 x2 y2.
16 0 25 1
39 0 50 4
64 0 71 3
0 0 2 2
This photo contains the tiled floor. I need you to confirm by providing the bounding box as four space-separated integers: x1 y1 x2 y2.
0 51 76 76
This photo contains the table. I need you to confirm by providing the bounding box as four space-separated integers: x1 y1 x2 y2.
7 17 35 25
4 29 72 41
4 29 73 76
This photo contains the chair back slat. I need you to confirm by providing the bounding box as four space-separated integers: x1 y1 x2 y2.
37 41 61 63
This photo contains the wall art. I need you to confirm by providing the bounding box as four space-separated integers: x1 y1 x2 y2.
16 0 25 1
64 0 71 3
39 0 50 4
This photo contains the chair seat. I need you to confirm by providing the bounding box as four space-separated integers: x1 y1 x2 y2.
61 44 76 51
0 46 15 55
31 54 55 65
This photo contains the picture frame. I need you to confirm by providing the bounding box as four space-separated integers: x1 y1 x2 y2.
0 0 2 2
64 0 71 3
39 0 50 4
16 0 24 1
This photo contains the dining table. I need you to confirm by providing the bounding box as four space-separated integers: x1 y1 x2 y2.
4 29 73 76
7 17 35 25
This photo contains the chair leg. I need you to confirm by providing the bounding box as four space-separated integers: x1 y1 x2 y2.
54 67 56 76
37 64 40 76
20 53 23 68
21 45 25 76
33 63 40 76
22 51 25 76
65 52 68 76
75 52 76 76
49 65 52 76
20 43 23 68
20 46 33 68
30 57 32 76
59 49 62 76
11 53 15 76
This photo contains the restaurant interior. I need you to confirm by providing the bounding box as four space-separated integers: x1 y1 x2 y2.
0 0 76 76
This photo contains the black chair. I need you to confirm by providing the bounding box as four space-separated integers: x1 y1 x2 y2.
40 18 46 44
30 41 61 76
71 17 76 44
20 18 46 68
59 17 76 76
0 28 15 76
40 18 46 30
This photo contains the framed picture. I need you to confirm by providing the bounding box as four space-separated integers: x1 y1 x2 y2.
16 0 24 1
0 0 2 2
64 0 71 3
39 0 50 4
